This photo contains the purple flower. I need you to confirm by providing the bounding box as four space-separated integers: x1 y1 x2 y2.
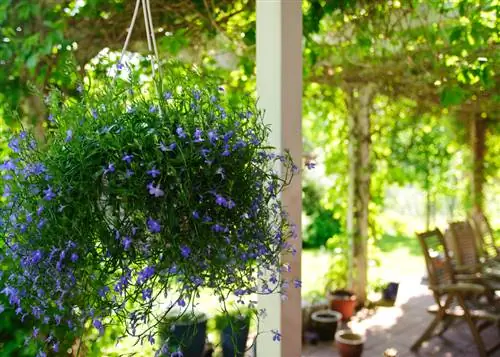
192 211 200 219
122 236 132 250
43 186 56 201
293 279 302 288
192 89 201 101
70 253 78 263
226 200 236 209
163 91 172 100
8 138 20 153
176 127 186 139
37 206 44 216
122 153 134 164
98 286 110 297
272 330 281 342
137 266 155 284
2 184 10 198
1 160 16 171
93 319 104 335
117 62 124 71
91 109 98 119
306 161 316 169
193 128 203 143
52 342 59 352
221 145 231 157
147 217 161 233
33 327 39 338
104 163 115 174
142 288 153 300
147 182 164 197
65 129 73 142
125 169 134 178
207 130 218 144
149 105 157 113
37 219 46 229
147 167 160 178
48 114 54 122
180 245 191 258
171 351 184 357
212 224 227 233
215 194 227 207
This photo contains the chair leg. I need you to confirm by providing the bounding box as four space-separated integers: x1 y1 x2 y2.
437 315 454 336
456 294 488 357
411 314 444 351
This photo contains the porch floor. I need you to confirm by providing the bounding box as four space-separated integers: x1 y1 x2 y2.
302 279 500 357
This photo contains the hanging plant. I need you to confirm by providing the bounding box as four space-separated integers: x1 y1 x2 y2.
0 66 299 355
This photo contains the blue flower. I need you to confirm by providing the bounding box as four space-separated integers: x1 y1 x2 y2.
70 253 78 263
192 211 200 219
163 91 172 100
48 114 55 122
142 288 153 300
125 169 134 178
65 129 73 142
147 217 161 233
104 163 115 174
122 153 134 164
305 161 316 169
8 137 20 153
122 236 132 250
93 319 104 335
180 246 191 258
1 160 16 170
192 89 201 101
207 130 218 144
91 109 98 119
149 105 157 113
147 167 160 178
43 186 56 201
147 183 164 197
176 127 187 139
293 279 302 288
137 266 155 284
272 330 281 342
215 194 227 207
193 128 203 143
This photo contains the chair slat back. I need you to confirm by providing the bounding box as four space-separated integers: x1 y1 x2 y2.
470 210 498 260
417 229 455 290
447 221 479 268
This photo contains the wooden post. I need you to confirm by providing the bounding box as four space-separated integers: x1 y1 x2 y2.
346 85 375 304
256 1 302 356
470 116 487 212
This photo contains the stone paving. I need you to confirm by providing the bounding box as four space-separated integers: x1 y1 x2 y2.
302 279 500 357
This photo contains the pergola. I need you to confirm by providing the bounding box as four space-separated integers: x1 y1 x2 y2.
255 1 302 356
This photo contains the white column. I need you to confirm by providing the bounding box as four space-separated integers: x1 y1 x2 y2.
256 1 302 357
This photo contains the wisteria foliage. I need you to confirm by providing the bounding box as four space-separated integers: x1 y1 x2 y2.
0 68 298 355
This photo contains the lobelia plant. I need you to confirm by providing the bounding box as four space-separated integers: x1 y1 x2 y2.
0 66 299 356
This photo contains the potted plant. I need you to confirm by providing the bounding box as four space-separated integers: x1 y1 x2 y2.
382 282 400 302
215 308 253 357
335 330 365 357
310 309 342 341
0 65 299 355
159 311 208 357
324 236 357 321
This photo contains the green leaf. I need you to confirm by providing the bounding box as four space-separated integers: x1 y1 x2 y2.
440 86 466 106
449 27 462 43
26 53 39 70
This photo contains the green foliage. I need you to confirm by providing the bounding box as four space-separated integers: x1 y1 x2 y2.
324 234 349 291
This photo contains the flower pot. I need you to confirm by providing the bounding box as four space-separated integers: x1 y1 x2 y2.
221 317 250 357
161 314 208 357
382 282 399 301
335 330 365 357
328 290 357 321
310 310 342 341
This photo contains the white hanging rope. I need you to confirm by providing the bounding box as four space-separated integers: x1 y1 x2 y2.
118 0 141 66
145 0 162 79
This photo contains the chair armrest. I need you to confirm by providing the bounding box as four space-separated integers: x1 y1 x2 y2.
435 283 486 294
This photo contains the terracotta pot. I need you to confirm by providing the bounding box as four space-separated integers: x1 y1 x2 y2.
335 330 365 357
328 290 357 321
310 310 342 341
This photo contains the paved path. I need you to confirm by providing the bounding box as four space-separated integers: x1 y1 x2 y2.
303 279 500 357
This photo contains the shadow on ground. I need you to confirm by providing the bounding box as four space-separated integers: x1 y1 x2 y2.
303 280 500 357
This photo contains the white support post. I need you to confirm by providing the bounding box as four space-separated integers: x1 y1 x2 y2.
256 1 302 357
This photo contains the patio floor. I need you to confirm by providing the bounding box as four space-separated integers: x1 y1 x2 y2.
302 278 500 357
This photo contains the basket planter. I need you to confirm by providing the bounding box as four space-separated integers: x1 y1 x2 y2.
221 317 250 357
328 290 357 321
160 313 208 357
335 330 365 357
310 310 343 341
382 282 400 302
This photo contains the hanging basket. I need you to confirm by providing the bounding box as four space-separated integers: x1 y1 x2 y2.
0 66 298 354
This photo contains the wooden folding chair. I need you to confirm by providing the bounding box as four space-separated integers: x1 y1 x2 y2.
411 229 500 357
470 210 500 264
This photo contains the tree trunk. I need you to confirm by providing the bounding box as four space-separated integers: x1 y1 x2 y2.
346 84 375 305
470 117 487 212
